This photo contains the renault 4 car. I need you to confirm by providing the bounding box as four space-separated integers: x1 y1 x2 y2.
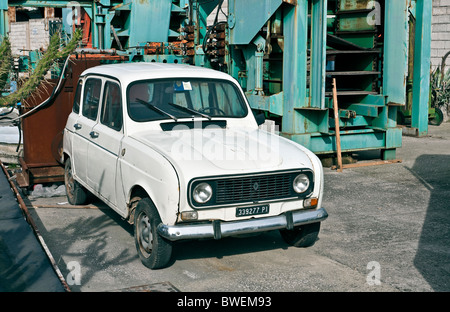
63 62 328 269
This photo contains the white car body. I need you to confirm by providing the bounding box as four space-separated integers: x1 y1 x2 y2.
63 62 327 268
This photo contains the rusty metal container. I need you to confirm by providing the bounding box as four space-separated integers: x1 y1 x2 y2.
16 54 127 190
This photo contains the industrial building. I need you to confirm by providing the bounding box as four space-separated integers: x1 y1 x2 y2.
1 0 448 294
0 1 436 188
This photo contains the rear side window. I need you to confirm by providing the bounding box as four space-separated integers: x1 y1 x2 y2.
73 80 82 114
82 78 102 121
101 81 123 131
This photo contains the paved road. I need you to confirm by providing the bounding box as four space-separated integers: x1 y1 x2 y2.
0 164 65 292
25 123 450 292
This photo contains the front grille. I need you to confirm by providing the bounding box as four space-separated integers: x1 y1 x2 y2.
189 170 314 207
216 174 292 204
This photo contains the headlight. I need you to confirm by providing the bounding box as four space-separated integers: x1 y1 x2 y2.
293 173 310 193
193 182 213 203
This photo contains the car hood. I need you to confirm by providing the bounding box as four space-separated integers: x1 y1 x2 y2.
130 127 314 181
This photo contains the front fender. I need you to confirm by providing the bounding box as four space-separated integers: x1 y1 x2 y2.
120 137 180 225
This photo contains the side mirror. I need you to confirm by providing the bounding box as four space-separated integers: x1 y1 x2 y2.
255 112 266 126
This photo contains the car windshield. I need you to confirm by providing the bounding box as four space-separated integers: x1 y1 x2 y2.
127 78 248 122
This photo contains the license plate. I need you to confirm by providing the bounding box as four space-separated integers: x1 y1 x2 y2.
236 205 269 217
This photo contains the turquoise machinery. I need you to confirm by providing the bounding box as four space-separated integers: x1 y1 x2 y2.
1 0 432 160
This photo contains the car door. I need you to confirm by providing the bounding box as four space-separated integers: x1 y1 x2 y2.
86 79 124 210
71 77 102 185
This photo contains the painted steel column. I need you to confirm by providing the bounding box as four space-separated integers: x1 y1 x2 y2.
411 0 432 136
309 0 327 109
383 0 408 106
282 0 308 133
0 0 8 38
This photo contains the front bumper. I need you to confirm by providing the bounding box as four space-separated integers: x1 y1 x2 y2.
157 207 328 241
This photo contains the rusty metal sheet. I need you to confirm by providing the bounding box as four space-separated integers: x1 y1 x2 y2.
19 56 127 187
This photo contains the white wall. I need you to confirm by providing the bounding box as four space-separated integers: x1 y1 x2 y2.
9 18 50 55
431 0 450 69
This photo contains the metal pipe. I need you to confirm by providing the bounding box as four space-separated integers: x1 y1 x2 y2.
75 48 117 55
254 51 264 95
97 24 104 49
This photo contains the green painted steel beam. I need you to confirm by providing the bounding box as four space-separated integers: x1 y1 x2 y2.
247 92 284 116
285 127 401 157
411 0 432 136
0 0 7 38
383 0 408 106
8 0 93 7
228 0 283 45
281 0 308 134
347 103 382 117
309 0 327 109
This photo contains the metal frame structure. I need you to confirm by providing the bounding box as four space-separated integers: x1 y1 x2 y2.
1 0 433 164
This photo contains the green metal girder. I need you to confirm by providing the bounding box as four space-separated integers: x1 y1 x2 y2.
0 0 7 37
309 0 327 110
228 0 284 45
411 0 432 136
247 92 284 116
346 104 382 117
281 0 308 133
8 0 94 7
285 127 402 158
383 0 409 106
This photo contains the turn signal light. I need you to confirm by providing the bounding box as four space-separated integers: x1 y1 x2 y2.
181 211 198 221
303 197 318 208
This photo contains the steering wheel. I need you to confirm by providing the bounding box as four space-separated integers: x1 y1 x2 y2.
199 106 226 116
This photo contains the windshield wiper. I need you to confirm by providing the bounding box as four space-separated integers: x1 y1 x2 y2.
136 98 178 122
167 102 212 120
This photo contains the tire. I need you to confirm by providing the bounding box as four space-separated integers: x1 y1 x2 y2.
280 222 321 247
64 158 89 205
134 198 172 269
429 106 444 126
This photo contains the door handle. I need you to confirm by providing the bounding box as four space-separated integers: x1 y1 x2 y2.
74 123 82 130
89 131 99 138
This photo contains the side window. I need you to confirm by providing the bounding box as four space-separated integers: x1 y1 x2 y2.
101 81 123 131
216 83 244 115
82 78 102 121
73 79 82 114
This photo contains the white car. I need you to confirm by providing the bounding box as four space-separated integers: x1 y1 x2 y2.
63 62 328 269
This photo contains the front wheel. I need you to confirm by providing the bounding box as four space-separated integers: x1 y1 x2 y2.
280 222 321 247
134 198 172 269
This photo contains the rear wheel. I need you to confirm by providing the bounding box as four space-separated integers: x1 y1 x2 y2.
64 158 89 205
429 106 444 126
280 222 321 247
134 198 172 269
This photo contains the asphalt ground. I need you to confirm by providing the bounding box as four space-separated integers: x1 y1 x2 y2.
11 123 450 293
0 164 65 292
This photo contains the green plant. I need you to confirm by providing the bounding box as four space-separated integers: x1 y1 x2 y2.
0 29 82 108
0 37 12 92
430 65 450 110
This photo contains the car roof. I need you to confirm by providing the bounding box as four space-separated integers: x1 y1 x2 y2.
80 62 234 85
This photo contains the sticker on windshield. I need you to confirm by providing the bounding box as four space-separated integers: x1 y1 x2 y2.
182 81 192 91
174 81 192 92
